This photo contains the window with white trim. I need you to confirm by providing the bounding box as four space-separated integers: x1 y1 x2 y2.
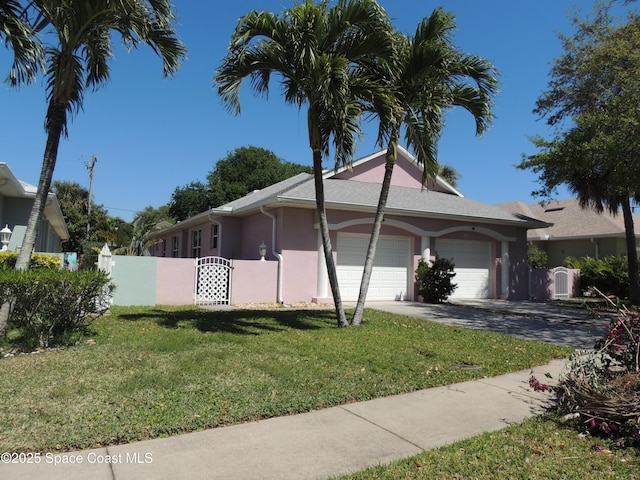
211 224 219 250
172 236 179 258
192 229 202 258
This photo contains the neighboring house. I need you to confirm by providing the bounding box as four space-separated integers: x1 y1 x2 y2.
497 198 640 267
148 147 548 303
0 163 69 253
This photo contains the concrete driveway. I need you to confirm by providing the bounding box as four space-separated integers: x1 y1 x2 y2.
362 299 609 349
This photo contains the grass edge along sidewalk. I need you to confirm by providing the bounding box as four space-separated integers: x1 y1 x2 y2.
332 414 640 480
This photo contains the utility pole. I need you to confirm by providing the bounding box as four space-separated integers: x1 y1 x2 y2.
86 155 97 241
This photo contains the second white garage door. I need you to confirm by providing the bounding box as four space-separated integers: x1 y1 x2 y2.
435 239 491 299
337 234 409 301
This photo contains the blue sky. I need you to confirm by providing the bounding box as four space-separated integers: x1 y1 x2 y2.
0 1 629 222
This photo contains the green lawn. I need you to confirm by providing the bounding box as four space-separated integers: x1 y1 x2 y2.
0 305 569 453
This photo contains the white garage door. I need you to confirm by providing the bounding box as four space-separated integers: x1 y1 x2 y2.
435 239 491 299
337 234 409 301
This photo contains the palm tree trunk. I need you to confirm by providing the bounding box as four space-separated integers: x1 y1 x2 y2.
15 101 66 270
312 149 348 327
308 109 347 327
621 197 640 305
351 142 397 326
0 101 66 337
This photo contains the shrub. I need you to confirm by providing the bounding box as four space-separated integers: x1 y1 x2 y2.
527 246 548 269
0 251 61 269
415 256 457 303
565 255 629 299
1 269 114 348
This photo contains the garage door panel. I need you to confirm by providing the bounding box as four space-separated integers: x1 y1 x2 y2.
337 235 409 301
436 239 491 299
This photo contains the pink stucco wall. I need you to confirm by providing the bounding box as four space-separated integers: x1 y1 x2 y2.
331 153 447 192
147 194 532 304
230 259 278 304
280 207 320 303
530 268 580 301
156 257 196 305
273 206 532 303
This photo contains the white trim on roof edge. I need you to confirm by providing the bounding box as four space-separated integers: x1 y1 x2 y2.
323 146 464 197
317 217 516 242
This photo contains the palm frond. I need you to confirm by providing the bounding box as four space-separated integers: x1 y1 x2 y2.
1 0 42 85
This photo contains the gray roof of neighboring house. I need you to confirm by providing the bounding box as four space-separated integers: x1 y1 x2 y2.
497 198 640 240
0 163 69 241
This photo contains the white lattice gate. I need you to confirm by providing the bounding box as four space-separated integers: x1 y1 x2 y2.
553 266 569 299
195 257 232 305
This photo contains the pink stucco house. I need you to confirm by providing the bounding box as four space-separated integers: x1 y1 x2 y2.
148 147 549 304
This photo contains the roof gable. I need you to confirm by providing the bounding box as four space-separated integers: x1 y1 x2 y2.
326 146 463 196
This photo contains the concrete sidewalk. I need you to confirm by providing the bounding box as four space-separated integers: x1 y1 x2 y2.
2 360 565 480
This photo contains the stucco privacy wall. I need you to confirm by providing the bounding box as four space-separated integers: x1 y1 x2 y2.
105 254 277 306
111 256 157 306
156 257 196 305
530 268 581 300
230 260 279 304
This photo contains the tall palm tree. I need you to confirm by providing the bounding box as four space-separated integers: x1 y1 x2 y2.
215 0 393 327
351 9 498 325
14 0 185 271
0 0 41 85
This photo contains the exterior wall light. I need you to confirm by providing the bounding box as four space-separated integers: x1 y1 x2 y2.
259 241 267 261
0 225 12 251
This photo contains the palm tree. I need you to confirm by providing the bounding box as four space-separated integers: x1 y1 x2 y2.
214 0 393 327
14 0 185 271
351 9 498 325
1 0 41 85
437 163 460 188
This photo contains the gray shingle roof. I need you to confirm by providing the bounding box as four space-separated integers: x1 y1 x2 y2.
272 178 546 227
496 198 640 239
216 172 313 212
214 174 545 228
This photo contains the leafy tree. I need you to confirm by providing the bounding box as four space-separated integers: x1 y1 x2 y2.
133 205 173 232
168 146 311 221
518 1 640 303
215 0 394 327
98 216 133 249
528 245 549 269
111 206 172 256
14 0 185 272
52 180 110 254
350 9 497 324
168 181 215 222
207 146 312 207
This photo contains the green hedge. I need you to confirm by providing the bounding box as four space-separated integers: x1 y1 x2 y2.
0 269 114 348
564 255 629 299
0 251 61 269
